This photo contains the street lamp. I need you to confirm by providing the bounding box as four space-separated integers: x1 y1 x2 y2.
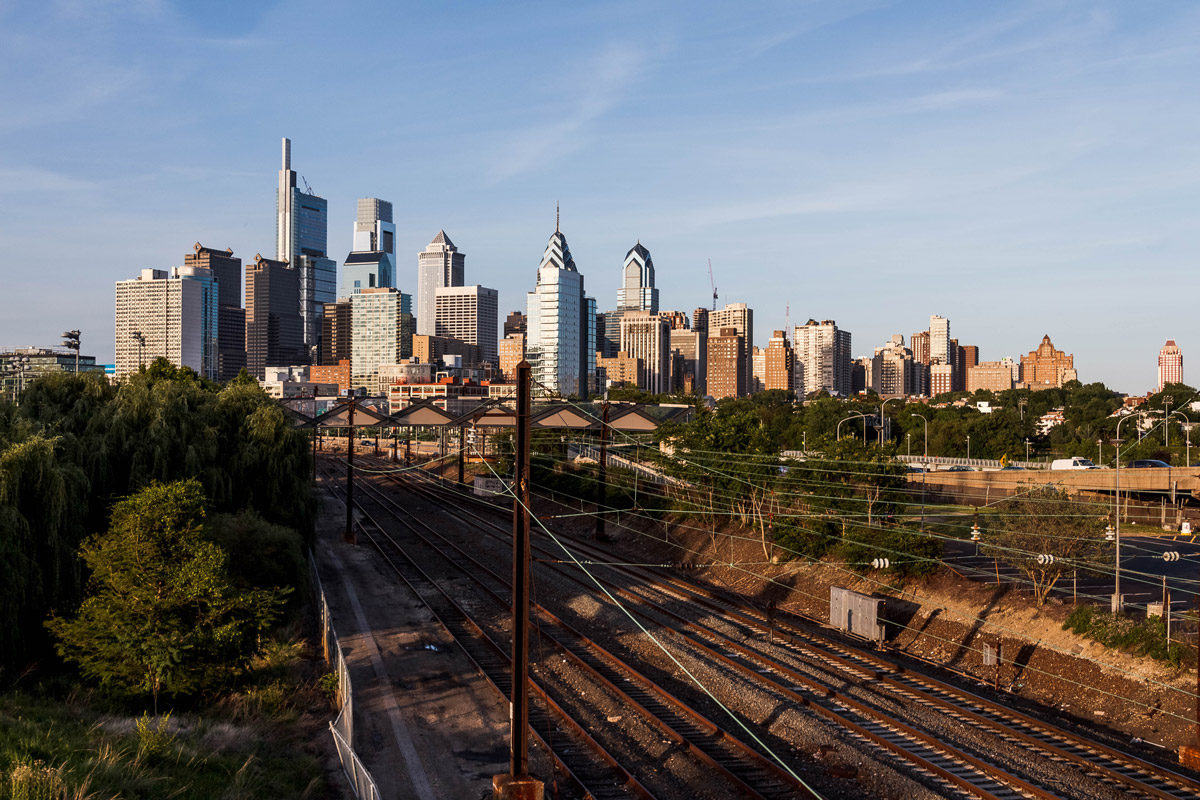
2 355 32 404
1025 438 1031 462
1169 411 1191 467
61 330 81 373
906 432 911 457
880 397 902 444
131 331 146 370
911 412 929 460
837 412 869 442
1112 410 1148 613
966 434 971 461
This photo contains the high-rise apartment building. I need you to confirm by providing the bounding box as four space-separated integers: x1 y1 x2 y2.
763 331 793 393
620 311 671 394
319 299 352 366
275 138 334 362
350 288 414 391
929 315 950 365
966 361 1015 393
707 326 745 399
930 362 954 396
1158 340 1184 390
911 330 930 364
793 319 851 397
417 231 465 336
114 268 217 379
185 243 245 380
435 285 499 366
245 254 305 378
669 328 706 395
525 216 596 398
617 242 659 314
1020 335 1077 390
870 335 918 397
708 303 753 391
662 310 689 330
750 347 766 394
692 308 709 336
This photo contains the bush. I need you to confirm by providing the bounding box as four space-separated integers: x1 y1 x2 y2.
836 525 941 580
773 521 837 561
204 513 308 610
1064 605 1190 667
135 712 177 762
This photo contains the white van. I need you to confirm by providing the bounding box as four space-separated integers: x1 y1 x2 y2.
1051 457 1097 470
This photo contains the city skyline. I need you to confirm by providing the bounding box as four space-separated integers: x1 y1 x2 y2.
2 2 1198 394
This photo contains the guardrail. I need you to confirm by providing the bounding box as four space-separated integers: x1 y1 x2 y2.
311 555 380 800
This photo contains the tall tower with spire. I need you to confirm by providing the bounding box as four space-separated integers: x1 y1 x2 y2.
526 209 596 397
416 231 465 336
617 240 658 314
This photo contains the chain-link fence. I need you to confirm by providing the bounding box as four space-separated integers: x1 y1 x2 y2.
311 556 380 800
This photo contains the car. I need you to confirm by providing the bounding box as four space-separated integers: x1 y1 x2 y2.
1128 459 1171 469
999 465 1026 471
945 465 976 472
906 465 926 473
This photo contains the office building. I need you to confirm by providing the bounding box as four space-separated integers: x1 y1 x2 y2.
417 231 465 336
504 311 527 338
620 311 671 394
310 360 351 395
185 243 244 380
692 308 709 337
115 268 217 379
750 347 766 394
275 138 334 361
350 288 414 392
708 303 753 391
852 357 871 394
617 242 659 314
319 300 352 366
669 328 706 395
929 315 950 365
245 254 304 379
1 347 104 401
1159 340 1184 390
763 331 793 393
340 251 395 299
435 285 498 366
499 333 525 379
662 310 689 331
1020 335 1078 390
412 334 481 368
597 309 624 359
794 319 851 397
525 214 596 398
596 351 642 389
353 198 395 255
707 327 746 399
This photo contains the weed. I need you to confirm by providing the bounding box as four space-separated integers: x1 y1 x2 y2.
8 759 66 800
317 673 339 705
1064 605 1193 667
135 712 177 762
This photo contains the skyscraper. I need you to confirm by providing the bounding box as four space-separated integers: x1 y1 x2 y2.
320 299 352 366
708 303 753 391
617 242 659 314
526 213 596 398
620 311 671 394
275 138 335 362
669 328 706 395
435 285 499 366
1020 335 1078 390
707 326 745 399
764 330 793 392
794 319 852 397
340 251 396 298
353 198 396 255
245 254 305 378
417 231 465 336
1158 340 1183 390
115 268 216 379
929 315 950 365
350 288 414 391
185 242 244 380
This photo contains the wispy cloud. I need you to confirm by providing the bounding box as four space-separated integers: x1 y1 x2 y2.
487 41 649 182
0 166 97 194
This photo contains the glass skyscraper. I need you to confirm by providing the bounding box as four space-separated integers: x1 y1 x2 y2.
276 138 335 362
526 213 596 398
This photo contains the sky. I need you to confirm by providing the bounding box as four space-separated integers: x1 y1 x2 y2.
1 0 1197 395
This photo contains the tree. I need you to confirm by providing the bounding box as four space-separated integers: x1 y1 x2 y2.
48 480 286 710
982 485 1111 606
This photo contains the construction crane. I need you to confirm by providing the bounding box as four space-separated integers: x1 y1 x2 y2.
708 259 718 311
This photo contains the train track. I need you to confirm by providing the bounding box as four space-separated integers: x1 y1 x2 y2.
357 458 1200 800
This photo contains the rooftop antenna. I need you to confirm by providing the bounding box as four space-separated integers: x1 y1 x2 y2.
786 301 791 343
707 259 718 311
556 202 560 233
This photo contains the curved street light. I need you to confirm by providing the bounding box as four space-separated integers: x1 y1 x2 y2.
1112 410 1148 612
880 397 902 444
837 412 869 442
911 412 929 460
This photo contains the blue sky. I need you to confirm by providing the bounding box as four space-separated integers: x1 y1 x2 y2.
1 0 1197 394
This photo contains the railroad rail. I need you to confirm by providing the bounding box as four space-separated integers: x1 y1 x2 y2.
374 457 1200 800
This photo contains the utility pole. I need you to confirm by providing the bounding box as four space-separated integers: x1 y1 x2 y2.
344 398 356 545
458 425 466 484
494 360 542 799
595 401 610 542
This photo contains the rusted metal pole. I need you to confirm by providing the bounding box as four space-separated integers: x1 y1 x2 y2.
312 427 318 480
344 399 356 544
511 360 532 776
595 401 609 541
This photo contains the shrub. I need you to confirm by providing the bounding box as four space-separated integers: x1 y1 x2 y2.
134 712 177 762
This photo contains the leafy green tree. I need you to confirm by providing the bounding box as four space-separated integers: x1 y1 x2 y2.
982 485 1111 606
47 481 286 710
